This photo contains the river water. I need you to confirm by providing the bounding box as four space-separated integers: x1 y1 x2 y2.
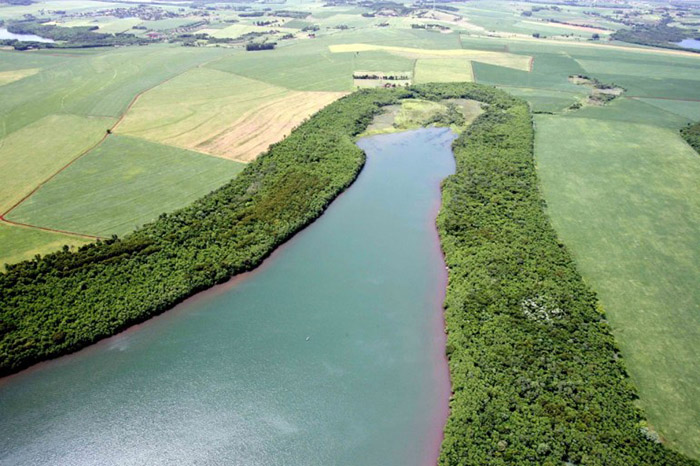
0 27 55 43
0 128 456 466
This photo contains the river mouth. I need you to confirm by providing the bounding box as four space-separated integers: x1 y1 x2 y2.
0 128 455 466
0 27 55 43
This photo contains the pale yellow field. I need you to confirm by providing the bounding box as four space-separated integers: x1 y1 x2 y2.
198 91 345 162
329 44 531 71
0 68 39 86
0 114 115 213
117 68 344 162
413 58 473 83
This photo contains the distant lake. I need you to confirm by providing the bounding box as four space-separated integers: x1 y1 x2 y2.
676 38 700 50
0 27 55 43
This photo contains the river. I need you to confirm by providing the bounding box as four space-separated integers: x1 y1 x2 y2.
0 27 55 43
0 128 456 466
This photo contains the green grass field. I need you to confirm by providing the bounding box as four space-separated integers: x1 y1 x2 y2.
117 67 343 161
1 2 700 459
0 45 232 137
535 115 700 458
0 223 90 268
0 114 115 213
116 68 291 149
7 135 245 237
413 58 473 83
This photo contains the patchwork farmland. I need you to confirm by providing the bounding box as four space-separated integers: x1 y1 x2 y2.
2 0 700 463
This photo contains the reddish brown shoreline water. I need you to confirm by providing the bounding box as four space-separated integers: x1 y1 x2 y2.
0 128 455 466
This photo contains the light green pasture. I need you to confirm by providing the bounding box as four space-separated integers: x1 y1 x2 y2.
535 115 700 458
8 136 245 237
0 114 115 213
0 223 90 268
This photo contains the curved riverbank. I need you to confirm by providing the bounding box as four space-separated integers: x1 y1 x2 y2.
0 84 511 377
0 128 456 465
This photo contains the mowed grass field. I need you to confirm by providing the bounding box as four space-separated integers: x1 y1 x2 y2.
535 115 700 458
117 68 344 161
8 135 245 237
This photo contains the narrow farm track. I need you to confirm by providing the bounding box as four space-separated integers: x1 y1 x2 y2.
0 55 229 240
0 216 105 240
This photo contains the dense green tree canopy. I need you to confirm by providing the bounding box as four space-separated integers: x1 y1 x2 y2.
0 83 696 465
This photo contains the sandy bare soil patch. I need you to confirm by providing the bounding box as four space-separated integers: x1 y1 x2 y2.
197 91 345 162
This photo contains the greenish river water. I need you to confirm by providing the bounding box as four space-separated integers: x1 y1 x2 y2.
0 128 456 465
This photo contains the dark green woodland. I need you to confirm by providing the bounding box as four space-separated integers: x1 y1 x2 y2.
0 82 695 465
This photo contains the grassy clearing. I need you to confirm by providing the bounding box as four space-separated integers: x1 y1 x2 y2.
8 135 245 237
0 68 39 86
329 43 531 70
0 223 90 268
535 115 700 458
413 58 473 83
0 114 115 213
117 68 344 161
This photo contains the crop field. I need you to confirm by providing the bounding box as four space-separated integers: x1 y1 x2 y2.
535 115 700 458
635 98 700 122
198 90 346 161
208 43 353 92
116 68 344 160
413 58 473 83
0 223 90 267
0 68 39 86
499 86 580 112
329 43 532 70
7 135 245 237
0 114 115 213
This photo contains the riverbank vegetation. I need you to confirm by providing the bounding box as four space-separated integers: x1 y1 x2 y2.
0 82 696 465
0 88 397 376
435 84 697 465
